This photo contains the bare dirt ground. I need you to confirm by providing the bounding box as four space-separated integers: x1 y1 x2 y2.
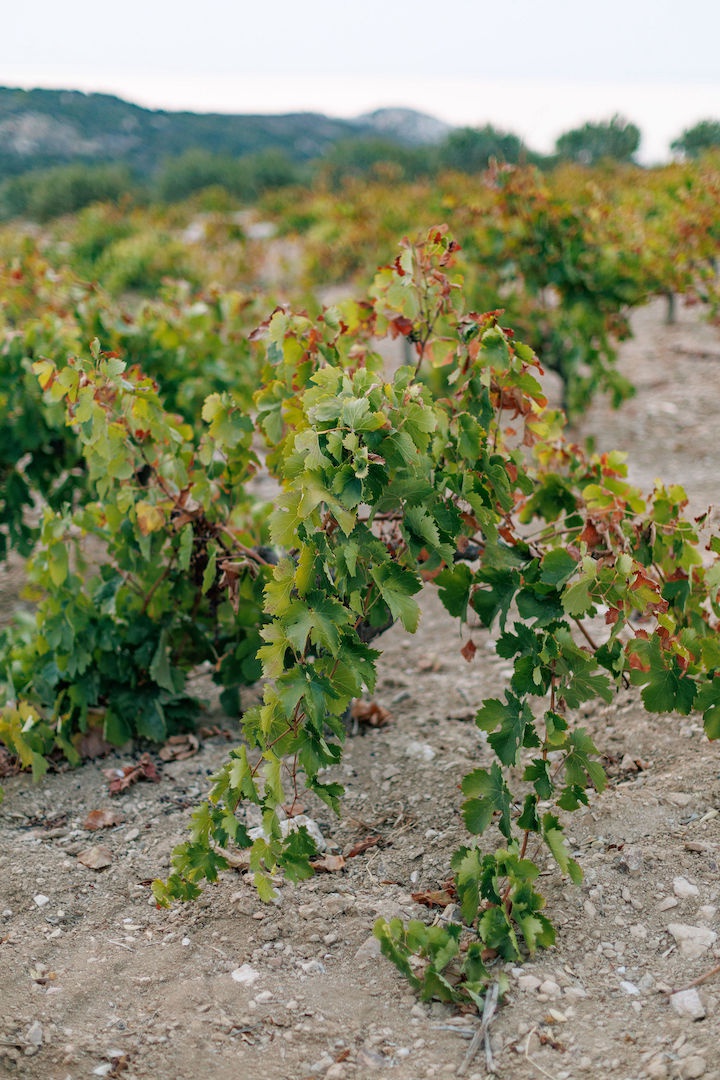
2 298 720 1080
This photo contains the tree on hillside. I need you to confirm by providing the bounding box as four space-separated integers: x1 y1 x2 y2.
555 115 640 165
439 124 528 172
671 120 720 159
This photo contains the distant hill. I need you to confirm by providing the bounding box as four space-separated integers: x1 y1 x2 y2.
0 87 451 179
355 108 452 146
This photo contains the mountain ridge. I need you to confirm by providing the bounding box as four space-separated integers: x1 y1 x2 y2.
0 86 451 178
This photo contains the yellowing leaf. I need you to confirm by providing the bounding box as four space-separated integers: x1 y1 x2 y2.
136 501 165 535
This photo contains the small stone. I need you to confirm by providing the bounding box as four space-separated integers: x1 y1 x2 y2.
254 990 273 1004
616 847 644 875
325 1065 348 1080
125 828 140 842
673 877 700 899
670 988 706 1020
33 894 50 907
546 1008 567 1023
538 979 562 999
620 980 640 995
645 1058 668 1079
299 960 326 975
230 964 260 985
698 906 717 921
658 896 679 911
25 1021 43 1047
517 974 542 992
667 792 693 807
682 1055 707 1078
404 741 436 762
354 936 381 962
667 924 717 960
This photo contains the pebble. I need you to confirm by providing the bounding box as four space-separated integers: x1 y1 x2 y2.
645 1058 668 1079
354 936 382 962
620 980 640 995
230 964 260 985
33 894 50 907
673 876 700 899
658 896 679 911
325 1065 348 1080
254 990 273 1004
682 1056 707 1078
517 974 542 992
670 988 706 1020
248 814 327 851
25 1021 43 1047
538 979 562 999
698 906 717 921
667 923 718 960
404 741 436 762
616 847 644 875
299 960 326 975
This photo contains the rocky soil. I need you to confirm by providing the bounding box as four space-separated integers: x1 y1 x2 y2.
1 298 720 1080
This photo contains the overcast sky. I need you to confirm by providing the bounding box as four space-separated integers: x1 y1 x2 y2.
4 0 720 161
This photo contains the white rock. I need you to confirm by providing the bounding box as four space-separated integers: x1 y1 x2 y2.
517 974 542 992
231 964 260 985
404 741 436 762
299 959 326 975
254 990 273 1003
25 1021 43 1047
538 979 562 999
33 894 50 907
698 905 717 921
248 815 327 852
673 877 700 899
354 936 382 962
669 988 706 1020
658 896 679 911
620 980 640 995
682 1055 707 1078
667 923 717 960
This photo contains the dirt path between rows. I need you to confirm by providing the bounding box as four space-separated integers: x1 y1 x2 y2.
1 298 720 1080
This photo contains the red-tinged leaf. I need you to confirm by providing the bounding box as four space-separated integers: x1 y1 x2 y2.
605 607 621 625
346 835 382 858
389 316 413 337
627 650 650 672
310 854 346 873
579 520 603 548
83 808 125 831
461 639 477 663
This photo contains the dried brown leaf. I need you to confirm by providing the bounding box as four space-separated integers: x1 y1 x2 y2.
350 700 392 728
82 808 125 831
158 734 199 762
346 835 383 858
76 844 113 870
310 854 346 874
460 639 477 663
103 753 160 795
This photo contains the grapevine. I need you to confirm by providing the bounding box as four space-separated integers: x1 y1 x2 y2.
2 220 720 1012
